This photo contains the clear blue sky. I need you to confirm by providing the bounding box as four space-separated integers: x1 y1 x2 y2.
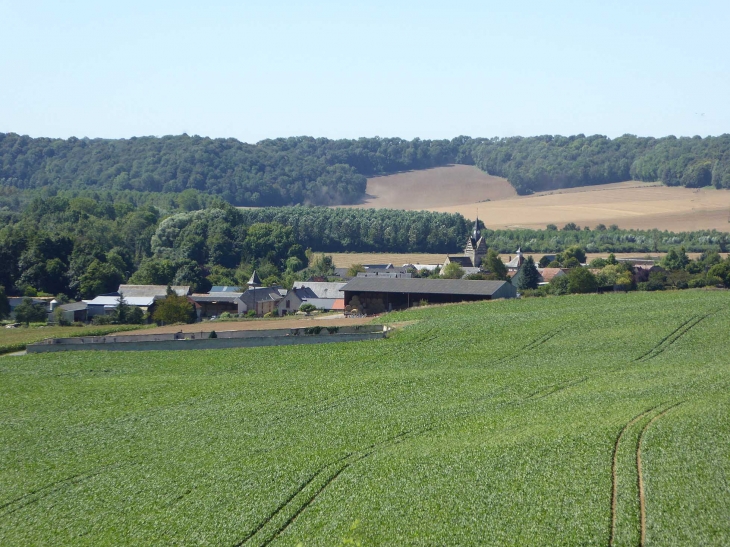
1 1 728 142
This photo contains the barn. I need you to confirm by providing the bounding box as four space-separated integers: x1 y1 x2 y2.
341 278 516 312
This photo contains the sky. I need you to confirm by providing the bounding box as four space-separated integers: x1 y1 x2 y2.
1 0 729 143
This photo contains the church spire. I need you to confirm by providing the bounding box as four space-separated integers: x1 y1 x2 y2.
471 213 481 243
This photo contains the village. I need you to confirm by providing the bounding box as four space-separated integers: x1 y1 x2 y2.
5 217 668 326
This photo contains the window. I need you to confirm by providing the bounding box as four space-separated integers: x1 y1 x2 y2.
286 300 290 309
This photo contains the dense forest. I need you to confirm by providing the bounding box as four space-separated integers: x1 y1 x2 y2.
1 191 727 300
2 133 730 207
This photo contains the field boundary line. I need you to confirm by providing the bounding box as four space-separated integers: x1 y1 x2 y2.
637 402 684 547
609 407 657 547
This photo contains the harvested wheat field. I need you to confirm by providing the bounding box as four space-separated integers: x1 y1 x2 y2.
349 164 516 209
435 181 730 232
344 166 730 232
331 253 447 268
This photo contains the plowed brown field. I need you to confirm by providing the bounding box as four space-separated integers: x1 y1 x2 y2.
349 164 516 209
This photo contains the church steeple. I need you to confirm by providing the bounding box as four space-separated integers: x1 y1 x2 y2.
471 214 481 244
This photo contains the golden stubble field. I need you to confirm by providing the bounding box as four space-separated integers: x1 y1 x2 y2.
344 166 730 232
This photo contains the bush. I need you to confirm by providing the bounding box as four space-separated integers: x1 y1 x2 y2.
567 268 598 294
299 303 317 314
92 315 114 325
264 311 276 318
548 275 570 296
14 298 48 325
152 292 196 325
53 307 71 327
208 330 217 338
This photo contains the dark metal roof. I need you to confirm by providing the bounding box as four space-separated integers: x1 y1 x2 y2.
58 301 88 311
446 255 474 267
341 278 510 296
190 294 243 303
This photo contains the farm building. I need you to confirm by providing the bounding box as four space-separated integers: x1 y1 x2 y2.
209 286 243 292
190 292 245 318
334 264 411 279
8 297 53 319
238 288 282 316
278 282 346 315
84 285 191 318
238 271 283 316
57 301 89 323
505 248 525 272
356 272 412 278
341 277 516 312
510 267 567 287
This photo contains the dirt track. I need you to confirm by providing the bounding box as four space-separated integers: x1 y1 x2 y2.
115 315 373 337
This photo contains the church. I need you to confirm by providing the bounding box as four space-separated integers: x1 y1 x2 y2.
443 216 488 270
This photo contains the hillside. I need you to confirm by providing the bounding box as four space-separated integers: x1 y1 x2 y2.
351 165 516 210
1 290 729 545
344 175 730 232
3 133 730 210
435 181 730 232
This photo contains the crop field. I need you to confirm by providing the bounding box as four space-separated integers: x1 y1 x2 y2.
1 290 729 545
343 166 730 232
348 165 517 210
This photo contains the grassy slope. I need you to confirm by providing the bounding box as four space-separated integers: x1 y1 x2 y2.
0 291 728 545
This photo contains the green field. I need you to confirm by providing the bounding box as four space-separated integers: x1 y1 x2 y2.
1 290 729 545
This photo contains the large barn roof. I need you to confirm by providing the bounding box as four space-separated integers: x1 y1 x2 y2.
341 278 510 296
118 285 190 297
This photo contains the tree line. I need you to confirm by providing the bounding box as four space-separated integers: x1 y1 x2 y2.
2 191 728 302
3 133 730 206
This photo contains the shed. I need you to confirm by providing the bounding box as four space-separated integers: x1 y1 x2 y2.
57 301 89 323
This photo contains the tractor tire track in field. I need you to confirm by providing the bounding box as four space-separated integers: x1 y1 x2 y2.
609 401 684 547
524 377 588 402
636 402 684 547
609 407 658 547
636 311 715 362
238 325 581 545
495 327 564 366
0 462 127 519
232 452 355 547
236 429 418 547
237 373 589 546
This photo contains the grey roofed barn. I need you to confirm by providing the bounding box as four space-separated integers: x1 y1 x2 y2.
341 277 515 297
291 282 346 299
118 285 191 297
190 292 244 303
